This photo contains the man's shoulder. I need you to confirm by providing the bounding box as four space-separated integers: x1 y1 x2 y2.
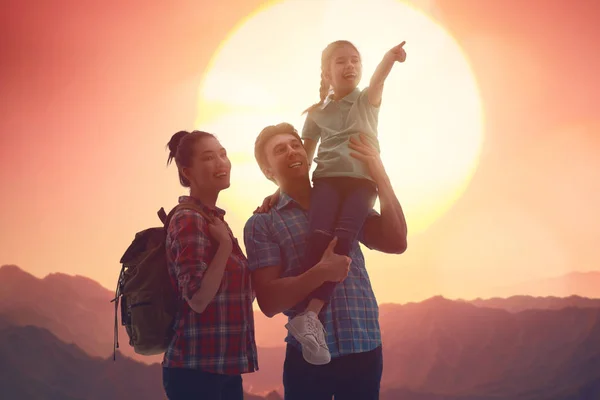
244 206 304 237
243 211 276 236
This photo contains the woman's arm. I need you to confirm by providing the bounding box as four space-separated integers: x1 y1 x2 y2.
170 211 233 314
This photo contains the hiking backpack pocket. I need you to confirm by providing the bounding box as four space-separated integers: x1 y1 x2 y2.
124 290 174 356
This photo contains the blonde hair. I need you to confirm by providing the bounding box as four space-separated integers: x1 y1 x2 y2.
302 40 361 115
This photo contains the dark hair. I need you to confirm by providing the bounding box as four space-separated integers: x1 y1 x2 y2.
303 40 361 115
166 130 216 187
254 123 302 181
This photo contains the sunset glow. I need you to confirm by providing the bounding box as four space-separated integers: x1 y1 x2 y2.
195 0 484 235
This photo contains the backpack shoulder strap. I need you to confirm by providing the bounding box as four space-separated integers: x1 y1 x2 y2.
174 203 212 221
159 203 212 231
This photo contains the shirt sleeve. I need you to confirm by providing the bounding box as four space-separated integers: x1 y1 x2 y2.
243 214 282 271
359 86 382 110
357 209 381 250
168 209 212 299
301 113 322 142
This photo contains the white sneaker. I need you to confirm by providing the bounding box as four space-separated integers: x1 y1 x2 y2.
302 340 331 365
285 311 331 365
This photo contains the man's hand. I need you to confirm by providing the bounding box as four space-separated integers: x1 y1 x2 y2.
349 134 387 184
317 237 351 283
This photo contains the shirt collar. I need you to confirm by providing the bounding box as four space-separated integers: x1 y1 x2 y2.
274 191 302 211
321 87 361 110
178 195 226 217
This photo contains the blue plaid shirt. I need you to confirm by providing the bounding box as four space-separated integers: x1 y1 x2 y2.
243 192 381 358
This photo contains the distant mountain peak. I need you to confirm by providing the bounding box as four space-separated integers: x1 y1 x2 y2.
418 295 472 310
0 264 38 283
423 295 449 303
43 271 97 284
0 265 113 300
1 264 28 274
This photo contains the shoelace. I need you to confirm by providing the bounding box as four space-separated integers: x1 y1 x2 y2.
304 314 327 345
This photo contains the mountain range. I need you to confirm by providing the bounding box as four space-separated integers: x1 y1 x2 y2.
378 296 600 399
493 271 600 299
0 316 279 400
2 264 600 399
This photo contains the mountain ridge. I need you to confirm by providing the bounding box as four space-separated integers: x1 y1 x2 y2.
0 318 278 400
3 264 600 398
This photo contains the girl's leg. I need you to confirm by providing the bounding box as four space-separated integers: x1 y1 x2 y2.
302 178 341 274
302 178 343 315
286 178 341 365
310 177 377 302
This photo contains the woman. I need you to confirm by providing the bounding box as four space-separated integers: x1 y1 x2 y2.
162 130 258 399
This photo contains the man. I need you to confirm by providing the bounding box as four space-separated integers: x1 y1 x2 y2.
243 123 407 399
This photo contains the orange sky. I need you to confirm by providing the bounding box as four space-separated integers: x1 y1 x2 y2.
1 0 600 304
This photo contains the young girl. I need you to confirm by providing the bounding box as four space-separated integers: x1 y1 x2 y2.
280 40 407 365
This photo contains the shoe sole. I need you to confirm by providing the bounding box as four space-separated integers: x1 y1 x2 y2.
285 322 320 353
302 344 331 366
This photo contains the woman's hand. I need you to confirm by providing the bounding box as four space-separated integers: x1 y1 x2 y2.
207 217 232 247
254 189 280 214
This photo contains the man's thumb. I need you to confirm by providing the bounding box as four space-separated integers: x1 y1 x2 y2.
324 237 338 254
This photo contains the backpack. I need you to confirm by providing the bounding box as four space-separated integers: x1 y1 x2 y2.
111 203 210 359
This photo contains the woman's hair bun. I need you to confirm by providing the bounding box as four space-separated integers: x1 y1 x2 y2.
167 130 190 165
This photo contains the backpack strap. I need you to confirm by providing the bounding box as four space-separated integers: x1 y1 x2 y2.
157 208 168 224
174 203 212 221
159 203 213 232
161 203 213 308
111 264 125 361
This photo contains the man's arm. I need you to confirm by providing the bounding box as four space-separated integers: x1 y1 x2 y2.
251 264 329 318
244 216 349 318
361 175 408 254
350 135 408 254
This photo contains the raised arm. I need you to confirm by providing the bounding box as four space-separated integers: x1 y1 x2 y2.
350 135 407 254
244 217 350 317
368 41 407 107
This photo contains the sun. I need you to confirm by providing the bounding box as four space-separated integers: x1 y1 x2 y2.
195 0 484 236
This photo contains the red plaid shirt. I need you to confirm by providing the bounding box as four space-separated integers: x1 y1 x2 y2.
162 196 258 375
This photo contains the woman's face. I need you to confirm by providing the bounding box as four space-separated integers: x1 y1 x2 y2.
183 136 231 193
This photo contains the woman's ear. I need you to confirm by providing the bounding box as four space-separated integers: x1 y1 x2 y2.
181 166 193 184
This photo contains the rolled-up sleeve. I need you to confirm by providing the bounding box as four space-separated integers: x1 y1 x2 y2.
243 214 281 271
168 210 211 299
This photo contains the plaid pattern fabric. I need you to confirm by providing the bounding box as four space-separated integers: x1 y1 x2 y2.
243 192 382 358
163 196 258 374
